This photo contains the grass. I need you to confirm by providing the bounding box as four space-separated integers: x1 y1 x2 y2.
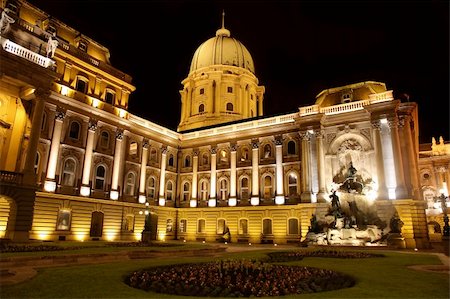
1 248 448 298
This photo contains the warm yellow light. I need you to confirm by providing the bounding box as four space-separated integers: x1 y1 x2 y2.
38 232 49 240
92 98 100 108
80 185 90 197
110 190 119 200
44 180 56 192
105 231 116 241
158 231 166 241
60 85 69 96
134 233 141 241
119 108 127 118
138 195 146 204
183 239 186 243
159 198 166 206
202 240 206 244
76 233 87 241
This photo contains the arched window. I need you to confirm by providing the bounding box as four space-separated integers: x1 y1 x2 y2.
147 177 156 199
124 172 136 196
184 155 191 167
166 181 173 200
288 172 298 196
94 165 106 190
62 158 76 186
217 219 226 234
263 175 273 199
100 131 110 148
240 177 249 199
263 144 272 158
150 148 157 162
198 219 206 233
182 182 190 201
75 77 88 93
200 180 209 200
179 219 187 233
105 89 115 105
202 153 209 165
199 104 205 113
239 219 248 235
168 154 174 167
262 218 272 235
288 218 299 235
69 121 81 140
287 140 296 155
218 179 228 200
226 102 233 111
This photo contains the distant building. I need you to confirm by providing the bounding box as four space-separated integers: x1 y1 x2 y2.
1 0 447 248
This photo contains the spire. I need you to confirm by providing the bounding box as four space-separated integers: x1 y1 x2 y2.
222 10 225 29
216 10 230 37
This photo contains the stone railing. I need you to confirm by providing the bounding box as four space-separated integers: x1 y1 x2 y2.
299 91 394 116
128 115 180 141
1 37 55 68
0 171 23 185
181 113 296 140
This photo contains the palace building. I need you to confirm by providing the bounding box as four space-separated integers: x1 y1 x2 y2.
0 1 448 248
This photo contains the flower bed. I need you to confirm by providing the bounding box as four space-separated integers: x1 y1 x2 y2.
126 259 355 297
268 249 384 262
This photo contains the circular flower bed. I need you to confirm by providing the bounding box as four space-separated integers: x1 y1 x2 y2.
268 249 385 262
126 259 355 297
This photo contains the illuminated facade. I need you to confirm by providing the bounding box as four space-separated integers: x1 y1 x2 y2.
0 1 445 248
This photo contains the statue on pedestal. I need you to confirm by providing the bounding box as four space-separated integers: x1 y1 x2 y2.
0 8 15 35
389 212 404 234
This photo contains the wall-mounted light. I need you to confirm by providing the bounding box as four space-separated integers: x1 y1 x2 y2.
138 195 146 204
380 118 388 124
92 98 100 108
110 190 119 200
228 198 237 206
118 108 127 118
80 185 90 197
190 199 197 207
60 85 69 96
44 180 56 192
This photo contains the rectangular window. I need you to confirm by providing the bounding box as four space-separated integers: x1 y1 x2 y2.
198 219 205 233
199 88 204 95
105 91 115 105
180 219 187 233
263 219 272 235
227 86 233 93
56 210 71 231
288 218 299 235
76 79 87 93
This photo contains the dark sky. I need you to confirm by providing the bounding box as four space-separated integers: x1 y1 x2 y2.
29 0 449 143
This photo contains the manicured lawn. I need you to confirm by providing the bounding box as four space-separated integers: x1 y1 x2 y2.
1 249 448 298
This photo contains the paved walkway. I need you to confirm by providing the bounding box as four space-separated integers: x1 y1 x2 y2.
0 244 448 285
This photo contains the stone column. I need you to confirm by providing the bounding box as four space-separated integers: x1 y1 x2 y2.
209 147 217 207
389 118 407 199
300 131 312 202
80 120 97 196
44 109 65 192
399 116 420 199
110 129 124 200
229 144 237 206
251 140 260 205
159 146 167 206
23 89 48 183
372 120 388 200
315 129 327 202
275 137 285 205
190 150 198 207
138 140 149 203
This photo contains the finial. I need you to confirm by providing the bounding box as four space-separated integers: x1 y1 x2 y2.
215 9 230 37
222 10 225 29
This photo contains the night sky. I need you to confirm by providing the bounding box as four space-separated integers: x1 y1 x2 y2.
28 0 449 144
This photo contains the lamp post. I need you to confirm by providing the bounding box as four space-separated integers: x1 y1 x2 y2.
140 201 153 243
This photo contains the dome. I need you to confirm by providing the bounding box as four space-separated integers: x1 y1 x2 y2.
189 23 255 74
